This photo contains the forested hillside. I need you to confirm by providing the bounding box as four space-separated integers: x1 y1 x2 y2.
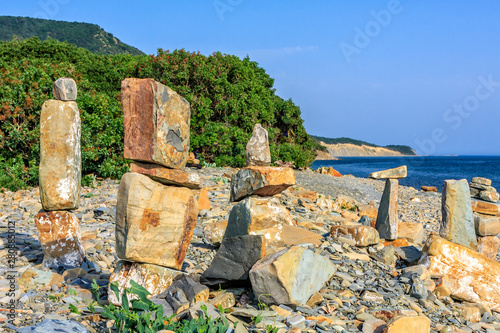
0 37 317 190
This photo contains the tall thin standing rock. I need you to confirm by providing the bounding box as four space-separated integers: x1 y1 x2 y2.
375 179 398 240
39 99 81 211
246 124 271 167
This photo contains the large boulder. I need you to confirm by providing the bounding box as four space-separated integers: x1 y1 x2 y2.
116 173 198 270
474 213 500 237
34 211 85 269
53 77 77 101
398 222 424 244
384 315 430 333
245 123 271 166
477 236 500 260
129 162 201 189
375 179 398 240
421 234 500 312
369 165 407 179
39 100 81 211
230 166 295 202
249 246 336 306
440 179 477 249
122 78 190 169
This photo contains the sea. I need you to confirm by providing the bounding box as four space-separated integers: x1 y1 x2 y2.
312 156 500 192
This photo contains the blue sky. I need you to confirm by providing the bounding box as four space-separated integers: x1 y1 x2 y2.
3 1 500 155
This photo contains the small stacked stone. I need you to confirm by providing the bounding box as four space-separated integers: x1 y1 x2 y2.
369 165 407 240
469 176 499 203
36 78 85 270
108 78 200 305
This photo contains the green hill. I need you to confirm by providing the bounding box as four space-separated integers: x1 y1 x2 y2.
311 135 416 156
0 16 143 55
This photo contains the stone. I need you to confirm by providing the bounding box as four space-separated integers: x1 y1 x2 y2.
201 235 265 286
371 246 397 267
369 165 407 179
471 200 500 216
422 234 500 312
470 187 480 198
245 123 271 166
39 100 81 211
421 186 438 192
19 268 64 293
384 238 409 247
18 319 88 333
480 190 500 203
108 260 182 306
162 275 209 309
230 166 295 202
384 315 430 333
362 317 386 333
188 302 220 320
197 188 211 211
223 196 295 252
249 246 336 306
317 166 343 177
116 173 198 270
208 292 236 309
53 77 77 101
434 275 452 298
440 179 477 249
375 179 398 240
122 78 190 169
474 213 500 236
34 211 85 269
129 161 201 189
330 225 380 247
477 236 500 260
306 291 324 307
398 222 424 244
202 220 228 246
458 306 481 322
472 177 492 186
283 225 323 247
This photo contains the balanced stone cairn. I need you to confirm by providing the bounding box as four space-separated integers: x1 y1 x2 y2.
470 176 499 203
35 78 85 270
108 78 202 305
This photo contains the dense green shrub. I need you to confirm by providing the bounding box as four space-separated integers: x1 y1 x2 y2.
0 37 317 190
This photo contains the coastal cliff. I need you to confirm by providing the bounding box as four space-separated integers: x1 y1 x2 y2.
317 141 417 158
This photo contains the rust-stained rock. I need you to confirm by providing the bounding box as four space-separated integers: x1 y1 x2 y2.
39 100 81 211
384 315 430 333
108 260 183 306
116 173 198 270
358 204 378 219
471 200 499 216
421 234 500 312
317 166 342 177
230 166 295 202
474 213 500 236
35 211 84 269
440 179 477 249
245 123 271 166
457 306 481 322
421 186 438 192
53 77 77 101
330 225 380 247
477 236 500 260
375 179 398 240
129 162 201 189
369 165 407 179
122 78 190 169
197 188 211 211
398 222 424 244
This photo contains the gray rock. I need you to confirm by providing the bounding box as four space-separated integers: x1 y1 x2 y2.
245 123 271 166
18 319 88 333
53 77 77 101
375 179 398 240
471 177 492 186
409 274 427 300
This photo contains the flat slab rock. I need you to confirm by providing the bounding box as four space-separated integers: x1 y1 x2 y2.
369 165 407 179
129 161 201 189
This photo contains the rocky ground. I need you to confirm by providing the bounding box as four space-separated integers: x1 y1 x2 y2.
1 167 499 332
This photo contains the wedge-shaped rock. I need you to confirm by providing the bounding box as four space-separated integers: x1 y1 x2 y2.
369 165 407 179
398 222 424 244
223 196 295 252
440 179 477 249
477 236 500 260
330 225 380 247
375 179 398 240
421 234 500 312
474 213 500 236
122 78 190 169
35 211 84 269
246 123 271 166
471 200 500 216
201 235 265 286
116 173 198 269
384 315 430 333
230 166 295 202
129 161 201 189
108 260 182 306
39 100 81 211
53 77 77 101
249 246 336 306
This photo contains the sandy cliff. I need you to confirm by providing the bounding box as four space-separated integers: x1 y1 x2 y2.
317 142 416 158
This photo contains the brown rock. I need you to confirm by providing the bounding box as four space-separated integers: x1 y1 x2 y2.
358 204 378 219
372 309 419 322
330 225 380 247
474 213 500 236
434 275 452 298
53 77 77 101
369 165 407 179
471 177 492 186
39 100 81 211
422 234 500 312
283 225 323 247
122 78 190 169
375 179 398 240
362 317 386 333
421 186 438 192
245 123 271 166
108 260 182 306
129 162 201 189
457 306 481 322
230 166 295 202
471 200 500 216
398 222 424 244
19 268 63 293
35 211 85 269
197 188 211 211
306 291 324 307
477 236 500 260
116 173 198 270
295 189 318 201
384 239 409 247
384 315 430 333
202 220 228 246
209 292 236 310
